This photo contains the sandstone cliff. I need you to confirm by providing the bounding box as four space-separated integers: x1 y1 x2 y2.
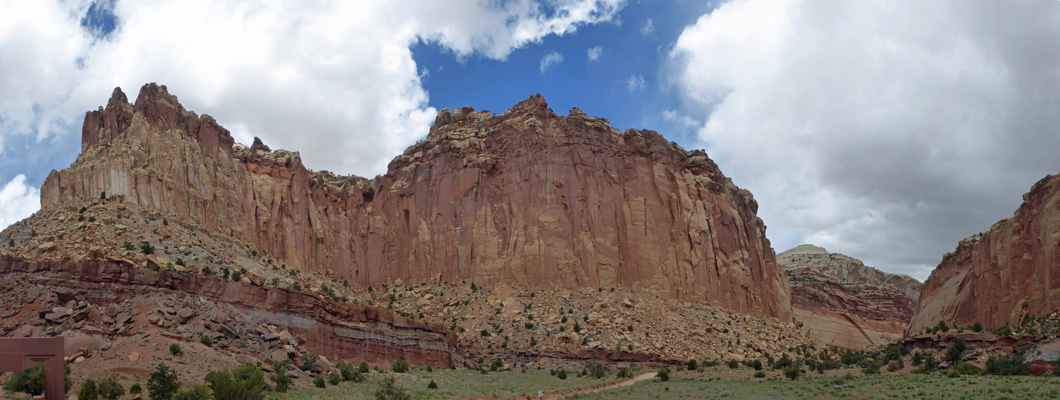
778 244 920 349
911 174 1060 333
40 83 792 320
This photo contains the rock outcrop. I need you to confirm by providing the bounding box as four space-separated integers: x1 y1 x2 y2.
778 245 920 349
0 256 456 368
41 83 792 320
911 174 1060 333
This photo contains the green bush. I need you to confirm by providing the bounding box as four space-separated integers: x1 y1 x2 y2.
169 343 183 356
428 379 438 389
392 360 410 373
972 322 983 332
313 374 326 388
783 365 801 380
617 367 632 378
588 364 607 379
130 383 142 394
359 361 370 374
4 363 45 396
327 373 342 386
301 353 320 373
148 364 181 400
172 384 211 400
141 241 155 255
374 376 410 400
754 371 766 378
98 375 125 400
205 365 267 400
657 367 670 381
200 334 213 347
773 355 794 370
80 379 99 400
687 359 698 371
336 361 364 382
984 353 1029 376
728 359 739 369
752 359 763 370
270 361 292 393
556 369 568 379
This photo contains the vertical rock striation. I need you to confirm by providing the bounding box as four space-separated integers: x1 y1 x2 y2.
42 83 792 320
911 174 1060 333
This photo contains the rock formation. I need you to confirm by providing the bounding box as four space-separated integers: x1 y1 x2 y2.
778 244 920 349
41 83 792 320
911 174 1060 333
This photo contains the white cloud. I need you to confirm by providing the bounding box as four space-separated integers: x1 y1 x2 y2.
639 18 654 36
540 51 564 74
0 175 40 231
671 0 1060 281
625 75 646 91
587 45 603 61
0 0 625 178
662 109 699 130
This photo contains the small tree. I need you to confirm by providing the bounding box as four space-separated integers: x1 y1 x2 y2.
327 373 342 386
79 379 99 400
359 361 370 374
556 369 568 380
588 364 607 379
148 364 181 400
783 365 801 380
205 365 267 400
301 353 320 373
391 360 409 373
130 383 142 394
169 343 183 356
374 376 410 400
752 359 763 370
427 379 438 389
656 367 670 381
270 361 292 393
728 359 739 369
972 322 983 332
141 241 155 255
172 384 211 400
687 359 698 371
98 375 125 400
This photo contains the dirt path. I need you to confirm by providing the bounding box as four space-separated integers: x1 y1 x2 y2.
540 371 656 399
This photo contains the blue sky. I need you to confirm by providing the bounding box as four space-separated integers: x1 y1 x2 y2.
3 0 1060 282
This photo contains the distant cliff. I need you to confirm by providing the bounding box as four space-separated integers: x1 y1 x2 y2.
778 245 920 349
41 83 792 320
911 174 1060 332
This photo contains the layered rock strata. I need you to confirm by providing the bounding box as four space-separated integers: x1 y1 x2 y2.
778 245 920 349
41 83 791 320
911 174 1060 332
0 256 456 367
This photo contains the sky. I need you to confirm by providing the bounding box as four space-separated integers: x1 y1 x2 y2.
2 0 1059 282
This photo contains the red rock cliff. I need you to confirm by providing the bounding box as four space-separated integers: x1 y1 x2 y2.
910 174 1060 332
42 83 792 320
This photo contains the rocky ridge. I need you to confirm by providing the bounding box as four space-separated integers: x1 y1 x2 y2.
778 245 920 350
911 174 1060 333
40 83 792 320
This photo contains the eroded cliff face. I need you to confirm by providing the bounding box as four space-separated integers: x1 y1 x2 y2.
42 83 791 320
778 245 920 349
911 174 1060 333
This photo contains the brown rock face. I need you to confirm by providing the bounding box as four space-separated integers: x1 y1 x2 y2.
911 174 1060 333
41 83 791 320
778 245 920 349
0 256 456 367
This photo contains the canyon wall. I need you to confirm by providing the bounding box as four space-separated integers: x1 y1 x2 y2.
910 174 1060 332
42 83 791 320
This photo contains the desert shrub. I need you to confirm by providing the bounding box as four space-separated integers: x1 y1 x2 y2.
270 361 292 393
954 363 981 375
911 351 924 366
617 367 632 378
918 357 938 374
231 271 242 282
972 322 983 332
80 379 99 400
301 353 320 373
374 376 409 400
391 360 409 373
359 361 370 374
946 338 967 364
205 365 267 400
172 384 211 400
130 383 142 394
98 375 125 400
313 375 326 388
772 355 794 370
984 353 1029 376
556 369 568 380
754 371 766 378
141 241 155 255
783 365 801 380
199 334 212 347
752 359 763 370
427 379 438 389
728 359 739 369
490 359 503 371
148 364 181 400
860 359 882 375
169 343 183 356
327 373 342 386
936 321 949 332
588 364 607 379
687 359 698 371
657 367 670 381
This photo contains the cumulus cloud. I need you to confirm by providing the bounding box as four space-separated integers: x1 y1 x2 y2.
587 45 603 61
671 0 1060 281
0 175 40 230
625 75 646 91
540 51 565 73
639 18 654 36
0 0 625 177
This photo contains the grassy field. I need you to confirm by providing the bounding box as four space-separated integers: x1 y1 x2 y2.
273 365 1060 400
570 367 1060 400
271 367 623 400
